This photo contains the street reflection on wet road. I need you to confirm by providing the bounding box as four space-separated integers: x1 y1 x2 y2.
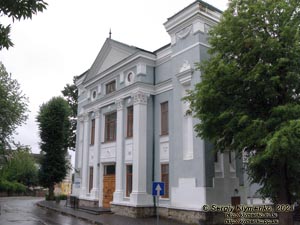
0 197 91 225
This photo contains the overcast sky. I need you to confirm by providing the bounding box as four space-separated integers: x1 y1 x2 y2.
0 0 228 164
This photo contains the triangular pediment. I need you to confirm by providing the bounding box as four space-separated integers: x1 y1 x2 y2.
84 39 137 83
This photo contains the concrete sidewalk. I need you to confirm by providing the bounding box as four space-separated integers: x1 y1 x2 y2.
37 200 189 225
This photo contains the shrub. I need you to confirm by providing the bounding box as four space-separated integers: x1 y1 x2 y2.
59 194 67 200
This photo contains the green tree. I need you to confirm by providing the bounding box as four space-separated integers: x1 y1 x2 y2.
1 146 38 187
37 96 71 200
0 62 28 158
0 0 47 50
184 0 300 224
61 76 78 150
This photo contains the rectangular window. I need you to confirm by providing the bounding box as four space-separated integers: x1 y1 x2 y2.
104 165 115 175
161 164 169 198
126 165 133 197
161 102 169 135
89 166 93 193
127 106 133 138
106 80 116 94
90 119 95 145
105 112 116 142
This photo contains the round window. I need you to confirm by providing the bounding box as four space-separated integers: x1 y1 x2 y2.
127 72 133 82
92 90 97 99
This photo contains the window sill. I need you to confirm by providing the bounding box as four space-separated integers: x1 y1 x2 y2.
101 140 116 144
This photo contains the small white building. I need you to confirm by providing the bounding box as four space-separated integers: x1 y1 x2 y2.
72 1 246 223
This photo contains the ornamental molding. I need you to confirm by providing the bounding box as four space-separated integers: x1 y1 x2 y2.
115 98 124 111
94 110 101 118
83 113 89 122
78 115 84 122
179 60 191 73
176 25 192 39
176 60 194 86
133 91 148 105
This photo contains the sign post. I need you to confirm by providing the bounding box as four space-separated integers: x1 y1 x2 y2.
152 182 165 225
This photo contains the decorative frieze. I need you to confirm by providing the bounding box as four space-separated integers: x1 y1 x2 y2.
100 142 116 162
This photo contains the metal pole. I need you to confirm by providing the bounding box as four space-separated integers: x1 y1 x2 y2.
156 195 159 225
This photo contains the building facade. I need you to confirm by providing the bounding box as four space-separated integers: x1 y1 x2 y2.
72 1 246 223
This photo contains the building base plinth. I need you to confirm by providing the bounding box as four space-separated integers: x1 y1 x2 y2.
111 203 155 218
112 204 224 225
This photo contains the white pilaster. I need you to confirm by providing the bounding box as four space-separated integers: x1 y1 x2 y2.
80 114 90 197
90 110 101 199
73 115 84 196
130 91 152 205
113 98 125 203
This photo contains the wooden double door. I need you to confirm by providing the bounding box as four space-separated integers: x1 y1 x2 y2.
102 165 116 208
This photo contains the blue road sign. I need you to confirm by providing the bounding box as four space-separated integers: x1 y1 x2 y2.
152 182 165 196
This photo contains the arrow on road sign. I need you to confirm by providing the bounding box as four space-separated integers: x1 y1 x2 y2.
155 184 162 197
152 182 165 196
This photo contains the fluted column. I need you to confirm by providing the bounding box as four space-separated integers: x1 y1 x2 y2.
91 110 101 199
113 98 125 203
130 91 152 205
80 113 90 198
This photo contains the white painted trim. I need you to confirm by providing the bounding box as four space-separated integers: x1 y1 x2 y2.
156 46 172 60
164 3 220 33
125 71 135 86
84 53 156 88
160 135 169 162
155 79 173 95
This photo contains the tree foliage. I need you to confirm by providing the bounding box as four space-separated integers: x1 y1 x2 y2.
1 146 38 187
37 96 71 200
0 0 47 50
61 76 78 150
185 0 300 224
0 62 28 154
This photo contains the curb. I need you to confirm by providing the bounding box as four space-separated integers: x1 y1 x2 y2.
36 202 103 225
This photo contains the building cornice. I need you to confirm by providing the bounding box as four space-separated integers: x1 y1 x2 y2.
83 52 156 88
164 2 221 34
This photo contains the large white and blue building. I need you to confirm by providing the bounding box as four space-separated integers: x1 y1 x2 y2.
72 1 248 223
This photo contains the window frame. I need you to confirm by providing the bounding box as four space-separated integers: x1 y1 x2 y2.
104 112 117 142
89 166 93 193
106 80 116 94
126 164 133 197
90 119 95 145
161 163 169 198
160 101 169 135
127 106 133 138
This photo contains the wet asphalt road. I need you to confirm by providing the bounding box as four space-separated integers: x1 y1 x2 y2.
0 197 91 225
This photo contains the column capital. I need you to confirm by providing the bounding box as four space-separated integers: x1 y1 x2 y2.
94 110 101 118
79 113 89 122
115 98 124 111
133 91 148 105
78 115 84 122
83 113 89 122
